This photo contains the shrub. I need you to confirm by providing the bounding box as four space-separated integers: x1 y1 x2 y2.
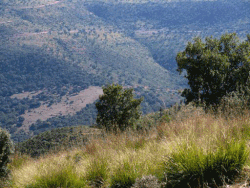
164 140 248 188
159 114 171 123
217 90 249 118
134 117 155 132
96 83 143 132
0 128 14 178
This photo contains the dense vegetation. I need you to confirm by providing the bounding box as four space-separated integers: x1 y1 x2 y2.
0 49 104 142
96 84 143 131
17 125 102 158
0 50 102 97
0 0 250 143
0 0 190 142
85 0 250 70
4 96 250 188
4 28 250 187
0 128 13 178
1 0 250 186
177 33 250 105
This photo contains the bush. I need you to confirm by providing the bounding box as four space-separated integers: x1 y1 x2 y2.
0 128 14 178
217 90 249 118
164 140 248 188
96 83 143 132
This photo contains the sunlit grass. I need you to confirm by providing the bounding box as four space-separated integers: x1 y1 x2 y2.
8 102 250 188
165 140 248 188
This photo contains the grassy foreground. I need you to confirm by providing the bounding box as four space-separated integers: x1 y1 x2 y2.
3 103 250 188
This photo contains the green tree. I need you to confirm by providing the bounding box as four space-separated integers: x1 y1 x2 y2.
176 33 250 105
95 84 143 131
0 128 14 177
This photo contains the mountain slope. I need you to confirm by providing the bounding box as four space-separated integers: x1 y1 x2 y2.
1 0 249 142
0 0 186 142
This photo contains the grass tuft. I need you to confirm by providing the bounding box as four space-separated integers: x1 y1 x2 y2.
125 137 146 150
9 154 30 170
110 160 139 188
25 158 86 188
164 140 249 188
85 155 109 187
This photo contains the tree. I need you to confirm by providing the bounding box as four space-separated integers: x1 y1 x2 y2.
176 33 250 105
95 84 143 131
0 128 14 178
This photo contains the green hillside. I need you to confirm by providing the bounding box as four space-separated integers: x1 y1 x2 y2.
17 125 103 158
85 0 250 70
1 0 250 142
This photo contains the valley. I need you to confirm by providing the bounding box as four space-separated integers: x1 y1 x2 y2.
0 0 249 142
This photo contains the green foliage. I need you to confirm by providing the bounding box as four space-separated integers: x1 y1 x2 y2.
177 33 250 105
164 140 248 188
110 160 138 188
86 157 109 187
215 90 250 119
0 128 14 177
159 114 171 123
1 0 250 143
96 84 143 132
18 126 102 158
125 137 147 150
134 116 156 132
9 154 30 170
26 165 87 188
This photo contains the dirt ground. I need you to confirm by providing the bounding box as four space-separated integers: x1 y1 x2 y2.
12 86 103 133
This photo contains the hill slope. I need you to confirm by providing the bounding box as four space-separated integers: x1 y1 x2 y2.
1 0 250 142
10 102 250 188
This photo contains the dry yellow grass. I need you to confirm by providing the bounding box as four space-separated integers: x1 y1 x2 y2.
8 103 250 187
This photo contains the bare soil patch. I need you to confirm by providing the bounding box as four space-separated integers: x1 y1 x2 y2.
17 86 103 133
10 90 43 100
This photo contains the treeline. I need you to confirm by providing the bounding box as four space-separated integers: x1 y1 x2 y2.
17 125 102 158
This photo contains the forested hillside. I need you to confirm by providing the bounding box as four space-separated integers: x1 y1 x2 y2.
0 0 250 142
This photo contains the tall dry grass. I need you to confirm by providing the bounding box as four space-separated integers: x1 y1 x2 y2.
8 98 250 188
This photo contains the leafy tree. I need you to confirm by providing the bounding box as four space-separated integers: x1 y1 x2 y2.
95 84 143 131
176 33 250 105
0 128 14 177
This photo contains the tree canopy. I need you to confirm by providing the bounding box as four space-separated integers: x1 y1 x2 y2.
95 84 143 131
0 128 14 178
176 33 250 105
